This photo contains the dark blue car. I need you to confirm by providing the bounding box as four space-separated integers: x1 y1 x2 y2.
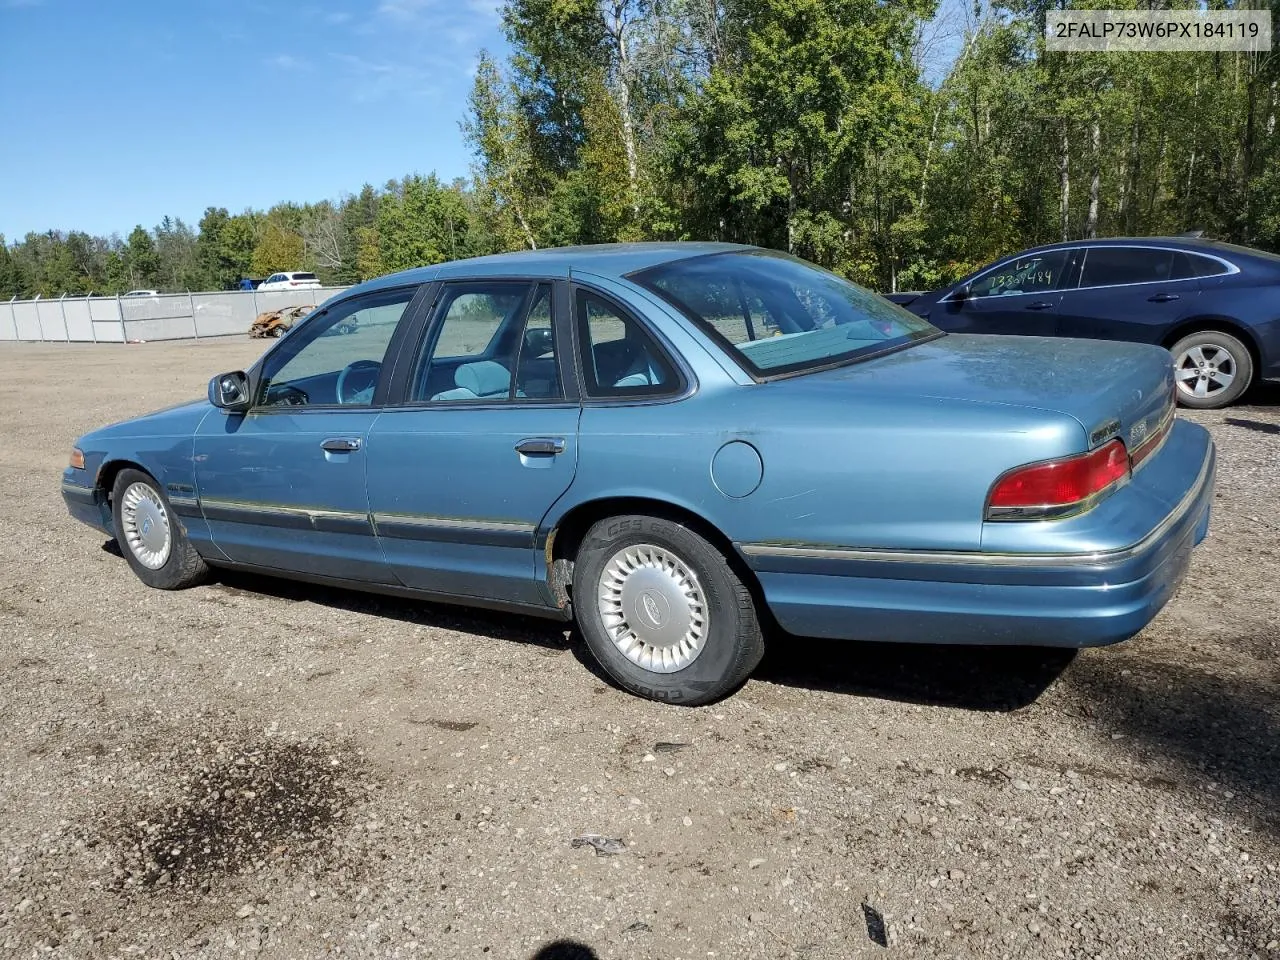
888 238 1280 409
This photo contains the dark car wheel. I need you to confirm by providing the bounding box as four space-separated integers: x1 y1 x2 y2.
572 514 765 706
1170 330 1253 409
110 468 209 590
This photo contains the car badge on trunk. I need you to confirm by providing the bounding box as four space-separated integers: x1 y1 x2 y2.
1090 417 1121 446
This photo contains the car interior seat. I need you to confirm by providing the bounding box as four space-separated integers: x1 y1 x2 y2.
431 360 512 401
609 338 662 389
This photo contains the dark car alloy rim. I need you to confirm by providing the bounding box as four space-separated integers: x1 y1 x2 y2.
1174 343 1236 401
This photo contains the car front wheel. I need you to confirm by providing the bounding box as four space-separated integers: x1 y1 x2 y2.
573 514 765 706
1170 330 1253 409
110 468 209 590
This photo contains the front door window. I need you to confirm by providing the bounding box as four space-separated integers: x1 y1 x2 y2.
969 250 1072 298
258 287 415 407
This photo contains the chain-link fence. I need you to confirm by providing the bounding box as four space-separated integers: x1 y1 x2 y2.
0 286 352 343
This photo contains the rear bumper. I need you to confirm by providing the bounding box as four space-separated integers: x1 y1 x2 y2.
738 440 1215 647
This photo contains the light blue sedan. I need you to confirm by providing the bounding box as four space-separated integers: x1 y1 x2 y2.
62 243 1215 704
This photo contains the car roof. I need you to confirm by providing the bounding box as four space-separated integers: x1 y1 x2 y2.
1010 236 1262 261
349 242 754 295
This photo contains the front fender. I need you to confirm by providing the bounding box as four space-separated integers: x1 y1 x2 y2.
64 404 220 555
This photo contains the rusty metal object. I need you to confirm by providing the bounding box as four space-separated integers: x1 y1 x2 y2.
248 304 315 339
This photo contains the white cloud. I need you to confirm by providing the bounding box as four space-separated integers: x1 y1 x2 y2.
464 0 500 23
267 53 307 70
376 0 435 19
310 0 505 103
330 52 441 102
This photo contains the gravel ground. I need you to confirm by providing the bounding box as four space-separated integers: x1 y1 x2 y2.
0 338 1277 960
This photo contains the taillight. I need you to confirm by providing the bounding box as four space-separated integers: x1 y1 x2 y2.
987 439 1130 520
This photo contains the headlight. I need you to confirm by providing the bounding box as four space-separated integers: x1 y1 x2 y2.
69 447 85 470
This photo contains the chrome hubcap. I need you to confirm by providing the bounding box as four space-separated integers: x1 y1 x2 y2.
120 482 171 569
1175 344 1236 400
597 544 708 674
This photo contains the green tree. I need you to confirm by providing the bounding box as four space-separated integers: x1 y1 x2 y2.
337 185 384 282
0 237 21 299
465 53 546 249
250 221 306 276
196 207 257 288
373 175 481 272
124 226 161 290
154 216 201 290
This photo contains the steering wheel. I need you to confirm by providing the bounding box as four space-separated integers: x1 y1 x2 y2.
336 359 381 405
264 383 309 406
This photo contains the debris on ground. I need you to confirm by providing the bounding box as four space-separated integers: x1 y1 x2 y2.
570 834 627 856
652 741 689 754
862 902 888 947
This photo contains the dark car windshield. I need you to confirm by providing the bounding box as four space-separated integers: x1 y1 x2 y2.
632 250 940 378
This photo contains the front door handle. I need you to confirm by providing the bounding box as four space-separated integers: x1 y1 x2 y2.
515 437 566 456
1025 301 1055 311
321 437 362 453
1148 293 1181 303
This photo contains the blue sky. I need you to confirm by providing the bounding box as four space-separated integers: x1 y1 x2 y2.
0 0 506 239
0 0 968 242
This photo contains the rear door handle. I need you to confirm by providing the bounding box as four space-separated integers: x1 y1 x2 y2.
1147 293 1181 303
321 437 362 453
515 437 566 456
1025 301 1055 311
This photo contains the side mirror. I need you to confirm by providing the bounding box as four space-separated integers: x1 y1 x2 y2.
209 371 251 411
955 282 973 302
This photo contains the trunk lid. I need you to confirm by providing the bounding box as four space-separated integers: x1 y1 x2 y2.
799 333 1175 451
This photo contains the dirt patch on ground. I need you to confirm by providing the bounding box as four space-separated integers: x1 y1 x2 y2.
0 339 1277 958
102 734 366 894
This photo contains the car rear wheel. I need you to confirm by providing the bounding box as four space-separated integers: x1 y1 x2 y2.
1170 330 1252 409
572 514 765 706
110 468 209 590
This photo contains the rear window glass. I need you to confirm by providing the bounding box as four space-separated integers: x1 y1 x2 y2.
1173 252 1230 278
632 251 939 378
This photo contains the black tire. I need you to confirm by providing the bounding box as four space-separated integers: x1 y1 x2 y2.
1169 330 1253 409
572 514 765 706
110 468 209 590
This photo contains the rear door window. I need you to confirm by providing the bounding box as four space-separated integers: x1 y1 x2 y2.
410 282 563 402
1079 248 1175 288
575 292 679 399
